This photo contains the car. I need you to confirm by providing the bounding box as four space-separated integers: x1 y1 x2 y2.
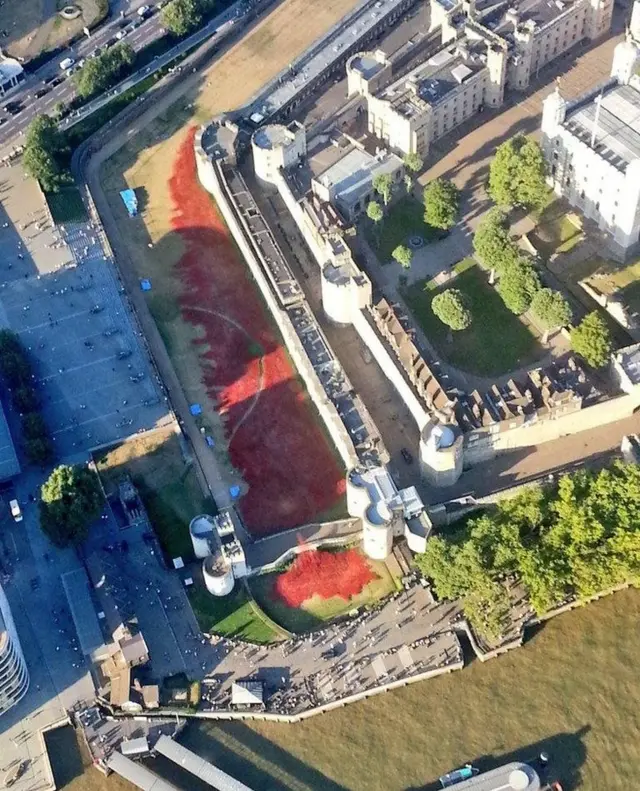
59 56 75 70
5 103 23 116
115 29 127 40
401 447 414 464
51 75 65 87
76 58 86 69
138 4 151 16
43 74 57 85
0 117 6 126
90 46 102 58
104 36 117 48
34 88 49 99
9 499 22 523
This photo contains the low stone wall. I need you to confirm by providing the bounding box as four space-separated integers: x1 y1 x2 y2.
194 134 358 471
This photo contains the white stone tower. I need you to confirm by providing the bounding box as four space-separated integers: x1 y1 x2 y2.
486 44 508 107
419 419 464 487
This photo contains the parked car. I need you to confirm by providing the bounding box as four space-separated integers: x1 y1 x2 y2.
9 499 22 522
59 56 75 70
34 88 49 99
138 4 152 16
115 29 127 40
401 447 414 464
51 76 65 87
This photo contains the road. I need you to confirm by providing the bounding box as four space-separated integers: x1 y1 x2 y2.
0 1 245 151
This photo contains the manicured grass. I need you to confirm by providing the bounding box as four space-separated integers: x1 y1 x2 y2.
529 203 582 258
249 555 397 634
44 187 88 224
365 196 439 262
177 588 640 791
403 260 542 377
187 585 284 643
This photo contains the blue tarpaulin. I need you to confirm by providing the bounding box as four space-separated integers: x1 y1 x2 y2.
140 279 152 291
120 189 138 218
189 403 202 416
229 485 241 499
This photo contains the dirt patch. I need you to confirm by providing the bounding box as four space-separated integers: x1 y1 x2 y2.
167 129 345 533
195 0 361 116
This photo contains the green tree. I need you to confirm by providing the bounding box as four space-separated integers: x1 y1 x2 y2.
392 244 412 269
373 172 393 206
403 152 423 174
74 43 135 99
39 465 103 548
472 208 518 273
366 200 383 226
530 288 572 337
13 386 39 413
488 135 548 210
25 436 53 466
21 413 48 441
431 288 472 330
161 0 202 36
0 351 31 387
23 115 70 193
571 311 612 368
497 257 540 314
423 178 459 230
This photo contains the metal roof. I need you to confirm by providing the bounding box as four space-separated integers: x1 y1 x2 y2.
107 752 179 791
61 568 106 658
443 762 541 791
0 400 20 482
155 735 255 791
566 83 640 170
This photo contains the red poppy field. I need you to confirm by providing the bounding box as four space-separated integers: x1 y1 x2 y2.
167 129 345 535
273 548 378 607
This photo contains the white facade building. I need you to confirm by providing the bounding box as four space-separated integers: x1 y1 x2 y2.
351 0 614 159
0 55 25 97
540 38 640 258
0 584 29 717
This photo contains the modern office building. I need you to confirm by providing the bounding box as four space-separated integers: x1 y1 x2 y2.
540 36 640 258
349 0 614 158
0 584 29 717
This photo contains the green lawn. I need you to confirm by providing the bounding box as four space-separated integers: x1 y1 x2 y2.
44 186 88 224
187 584 285 643
176 587 640 791
403 260 542 377
249 555 398 633
365 196 439 262
139 469 213 562
529 202 582 258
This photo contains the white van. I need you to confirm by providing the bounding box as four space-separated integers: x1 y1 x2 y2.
9 499 22 522
59 57 75 71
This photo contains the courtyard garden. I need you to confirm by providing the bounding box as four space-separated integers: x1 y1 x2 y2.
364 196 440 262
249 548 399 633
528 200 583 259
403 259 542 377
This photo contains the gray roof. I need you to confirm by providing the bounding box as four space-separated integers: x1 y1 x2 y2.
107 752 179 791
155 735 255 791
0 400 20 482
564 83 640 170
61 568 106 658
315 147 402 210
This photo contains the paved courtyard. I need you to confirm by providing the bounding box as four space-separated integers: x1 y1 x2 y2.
0 162 173 458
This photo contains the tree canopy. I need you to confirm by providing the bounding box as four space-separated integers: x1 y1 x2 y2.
373 172 393 205
496 256 541 315
530 287 572 330
39 465 103 547
488 135 548 210
472 208 519 273
392 244 412 269
416 462 640 642
161 0 203 35
23 115 70 193
366 200 383 224
431 288 472 330
74 43 134 99
423 178 459 230
571 311 612 368
403 152 423 174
